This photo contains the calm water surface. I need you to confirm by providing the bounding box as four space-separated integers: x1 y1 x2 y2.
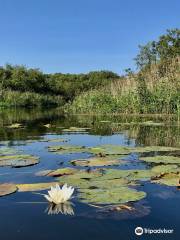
0 108 180 240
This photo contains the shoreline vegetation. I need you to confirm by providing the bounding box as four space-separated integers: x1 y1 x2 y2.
0 28 179 114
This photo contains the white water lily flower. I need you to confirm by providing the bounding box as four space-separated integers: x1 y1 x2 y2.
44 184 74 204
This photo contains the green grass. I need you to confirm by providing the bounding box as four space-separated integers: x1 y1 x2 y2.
0 90 64 108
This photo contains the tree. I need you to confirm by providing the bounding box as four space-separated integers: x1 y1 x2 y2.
156 28 180 60
134 41 157 69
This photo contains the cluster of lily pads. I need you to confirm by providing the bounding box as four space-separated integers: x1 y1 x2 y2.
1 138 180 210
48 144 180 204
0 147 39 168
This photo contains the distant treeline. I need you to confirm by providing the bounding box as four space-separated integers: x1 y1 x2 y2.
0 66 118 107
0 28 179 113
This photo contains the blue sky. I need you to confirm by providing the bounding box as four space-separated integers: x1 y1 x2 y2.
0 0 179 74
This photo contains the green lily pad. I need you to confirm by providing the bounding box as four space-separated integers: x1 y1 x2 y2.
71 156 126 167
48 145 87 154
0 154 39 167
6 123 23 129
62 127 90 133
44 138 69 143
17 182 58 192
88 145 180 156
139 156 180 164
57 168 146 205
96 169 155 181
0 147 17 155
79 187 146 205
86 178 133 189
58 169 102 181
47 167 79 177
35 170 53 176
88 145 132 155
152 173 180 186
58 170 103 188
48 144 180 156
0 183 17 197
151 164 180 173
59 174 132 189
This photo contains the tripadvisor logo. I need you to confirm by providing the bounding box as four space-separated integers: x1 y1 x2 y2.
135 227 143 236
135 226 174 236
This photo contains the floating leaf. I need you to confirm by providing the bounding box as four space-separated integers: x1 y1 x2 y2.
26 138 69 144
48 144 180 156
17 182 58 192
62 127 90 133
6 123 23 129
48 145 87 154
0 183 17 197
58 170 103 188
43 138 69 143
0 154 39 167
88 145 180 156
0 147 17 155
88 145 132 155
47 167 79 177
71 156 126 167
79 187 146 205
139 156 180 164
151 164 180 173
152 173 180 186
96 169 155 181
35 170 53 176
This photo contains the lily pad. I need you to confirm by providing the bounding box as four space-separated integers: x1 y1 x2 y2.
88 145 132 155
58 170 103 188
26 138 69 144
0 147 17 155
48 144 180 156
139 156 180 164
0 183 17 197
48 145 87 154
35 170 53 176
152 173 180 186
88 145 180 156
62 127 90 133
96 169 155 181
17 182 58 192
71 156 126 167
44 138 69 143
0 154 39 167
86 178 132 189
151 164 180 173
6 123 23 129
79 187 146 205
47 167 79 177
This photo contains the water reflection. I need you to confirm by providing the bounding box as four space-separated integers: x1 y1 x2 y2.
0 108 179 147
45 202 75 216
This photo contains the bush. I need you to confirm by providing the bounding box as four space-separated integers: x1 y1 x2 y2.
0 90 64 108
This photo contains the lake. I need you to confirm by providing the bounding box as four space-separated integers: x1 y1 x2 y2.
0 108 180 240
